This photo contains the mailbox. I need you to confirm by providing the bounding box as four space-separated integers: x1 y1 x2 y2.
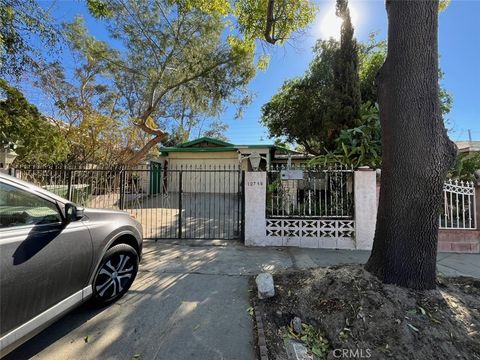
280 169 304 180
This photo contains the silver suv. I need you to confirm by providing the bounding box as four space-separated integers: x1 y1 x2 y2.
0 172 143 357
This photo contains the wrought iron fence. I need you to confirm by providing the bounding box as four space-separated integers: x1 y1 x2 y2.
439 179 477 229
266 164 354 219
11 164 244 240
11 165 126 208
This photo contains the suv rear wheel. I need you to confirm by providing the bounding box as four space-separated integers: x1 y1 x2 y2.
91 244 139 305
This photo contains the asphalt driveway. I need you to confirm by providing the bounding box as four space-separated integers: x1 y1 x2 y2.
5 241 480 360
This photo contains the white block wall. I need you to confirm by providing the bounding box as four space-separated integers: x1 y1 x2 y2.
244 169 377 250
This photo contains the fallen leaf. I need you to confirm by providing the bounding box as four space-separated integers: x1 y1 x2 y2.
84 336 89 343
407 323 419 333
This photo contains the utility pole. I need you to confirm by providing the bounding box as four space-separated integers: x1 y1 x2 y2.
468 129 472 144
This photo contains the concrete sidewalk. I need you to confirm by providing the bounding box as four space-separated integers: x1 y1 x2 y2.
5 241 480 360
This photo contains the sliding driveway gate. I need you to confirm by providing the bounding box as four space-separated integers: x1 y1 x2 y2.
12 164 244 240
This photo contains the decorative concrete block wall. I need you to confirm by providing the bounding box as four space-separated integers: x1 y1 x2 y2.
265 219 356 249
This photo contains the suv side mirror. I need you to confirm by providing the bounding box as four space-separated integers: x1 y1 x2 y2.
65 203 85 222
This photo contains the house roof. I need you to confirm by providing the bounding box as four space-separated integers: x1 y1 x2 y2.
159 136 300 154
455 141 480 153
177 137 233 148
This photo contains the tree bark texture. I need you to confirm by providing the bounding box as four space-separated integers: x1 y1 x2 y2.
126 134 164 166
365 0 457 290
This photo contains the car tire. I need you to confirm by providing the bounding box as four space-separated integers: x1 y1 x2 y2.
91 244 139 306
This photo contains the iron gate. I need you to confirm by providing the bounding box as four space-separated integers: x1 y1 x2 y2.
11 164 244 240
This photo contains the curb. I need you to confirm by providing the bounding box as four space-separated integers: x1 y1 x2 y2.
254 302 269 360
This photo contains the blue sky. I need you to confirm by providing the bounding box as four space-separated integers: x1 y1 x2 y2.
27 0 480 144
224 0 480 144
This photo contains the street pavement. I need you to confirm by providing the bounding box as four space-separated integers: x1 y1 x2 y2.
5 240 479 360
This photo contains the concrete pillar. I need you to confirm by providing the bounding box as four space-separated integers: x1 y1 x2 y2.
244 172 267 246
0 167 13 175
354 168 377 250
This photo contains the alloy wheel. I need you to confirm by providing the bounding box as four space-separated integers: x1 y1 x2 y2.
95 253 134 300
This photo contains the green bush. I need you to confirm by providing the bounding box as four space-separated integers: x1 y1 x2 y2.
449 152 480 182
310 102 382 169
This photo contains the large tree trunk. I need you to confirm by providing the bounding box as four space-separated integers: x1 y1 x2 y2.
365 0 457 290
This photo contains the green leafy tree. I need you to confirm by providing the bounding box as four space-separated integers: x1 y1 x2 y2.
161 119 229 146
255 0 457 290
313 103 381 168
358 33 387 104
202 120 229 142
0 79 68 164
154 89 231 146
0 0 59 78
82 0 315 163
261 36 382 156
329 0 361 130
261 77 323 155
34 17 148 166
450 152 480 182
82 0 278 164
262 31 451 167
235 0 316 45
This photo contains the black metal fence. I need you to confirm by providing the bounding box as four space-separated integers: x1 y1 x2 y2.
266 164 354 219
12 164 244 240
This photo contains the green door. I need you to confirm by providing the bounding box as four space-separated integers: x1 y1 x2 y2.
149 162 162 195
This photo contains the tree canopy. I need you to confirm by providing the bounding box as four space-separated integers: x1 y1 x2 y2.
0 0 317 165
450 152 480 182
0 0 59 78
261 35 385 157
261 28 452 169
0 79 69 164
331 0 361 130
80 0 316 164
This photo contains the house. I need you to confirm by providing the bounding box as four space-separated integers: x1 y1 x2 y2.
151 137 311 171
146 137 312 194
455 140 480 154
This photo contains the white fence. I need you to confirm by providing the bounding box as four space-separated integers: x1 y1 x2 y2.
439 179 477 230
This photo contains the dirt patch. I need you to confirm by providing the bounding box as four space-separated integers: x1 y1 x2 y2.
254 265 480 360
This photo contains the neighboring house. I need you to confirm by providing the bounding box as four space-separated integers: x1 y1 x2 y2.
455 141 480 154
